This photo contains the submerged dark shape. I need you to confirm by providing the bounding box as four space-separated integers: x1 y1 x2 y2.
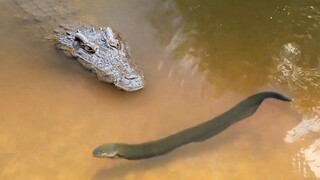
93 92 291 160
14 0 145 92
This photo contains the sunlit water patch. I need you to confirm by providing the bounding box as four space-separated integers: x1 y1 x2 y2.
269 3 320 177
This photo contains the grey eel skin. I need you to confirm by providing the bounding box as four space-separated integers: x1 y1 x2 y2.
93 92 291 160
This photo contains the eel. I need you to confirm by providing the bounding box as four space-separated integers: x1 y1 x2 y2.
92 92 291 160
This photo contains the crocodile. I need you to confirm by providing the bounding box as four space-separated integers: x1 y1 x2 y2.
13 0 145 92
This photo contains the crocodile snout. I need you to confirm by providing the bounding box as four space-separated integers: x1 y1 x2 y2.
125 74 140 80
115 75 145 92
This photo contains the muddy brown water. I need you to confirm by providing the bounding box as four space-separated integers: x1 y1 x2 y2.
0 0 319 179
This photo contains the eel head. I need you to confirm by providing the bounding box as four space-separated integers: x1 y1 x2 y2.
92 143 119 158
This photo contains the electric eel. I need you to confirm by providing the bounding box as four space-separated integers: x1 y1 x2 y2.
92 92 291 160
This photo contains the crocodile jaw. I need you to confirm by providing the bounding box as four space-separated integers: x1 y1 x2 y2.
56 26 145 92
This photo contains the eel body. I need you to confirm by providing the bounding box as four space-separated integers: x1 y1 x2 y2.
93 92 291 160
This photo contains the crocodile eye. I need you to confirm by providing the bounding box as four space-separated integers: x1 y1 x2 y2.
84 45 95 53
74 32 99 53
83 43 99 53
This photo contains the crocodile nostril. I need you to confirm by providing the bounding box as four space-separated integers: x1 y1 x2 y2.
125 75 139 80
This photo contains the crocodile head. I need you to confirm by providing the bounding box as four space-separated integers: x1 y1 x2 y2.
56 26 145 92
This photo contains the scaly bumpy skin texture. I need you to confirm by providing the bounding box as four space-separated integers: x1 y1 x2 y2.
57 26 145 92
14 0 145 92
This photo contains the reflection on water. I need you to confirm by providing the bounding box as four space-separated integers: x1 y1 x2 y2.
151 0 320 178
0 0 318 179
297 138 320 178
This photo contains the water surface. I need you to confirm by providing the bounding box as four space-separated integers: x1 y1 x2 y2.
0 0 319 179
